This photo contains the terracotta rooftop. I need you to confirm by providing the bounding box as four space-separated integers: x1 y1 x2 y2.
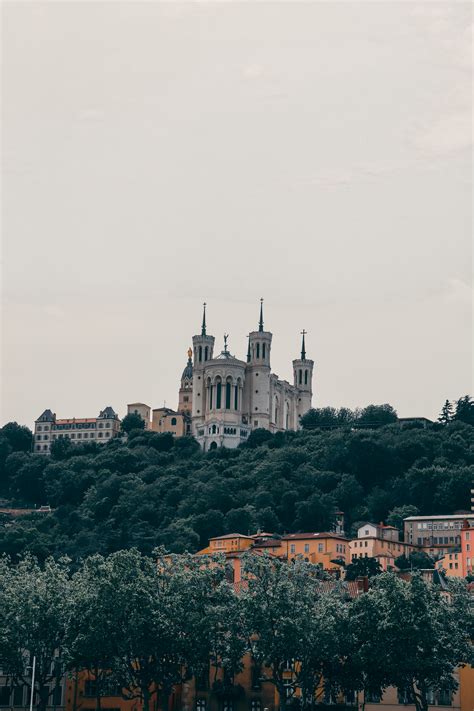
209 533 254 541
282 532 349 541
55 418 97 424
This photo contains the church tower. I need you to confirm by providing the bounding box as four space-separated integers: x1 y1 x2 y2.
192 303 215 428
244 299 272 429
292 330 314 422
178 348 193 414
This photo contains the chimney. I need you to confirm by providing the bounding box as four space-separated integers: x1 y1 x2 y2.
356 576 369 593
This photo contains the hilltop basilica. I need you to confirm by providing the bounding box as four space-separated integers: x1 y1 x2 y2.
176 301 314 451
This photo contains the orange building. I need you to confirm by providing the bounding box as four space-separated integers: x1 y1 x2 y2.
281 532 350 571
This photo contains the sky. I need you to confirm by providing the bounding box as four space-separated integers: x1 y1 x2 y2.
1 1 472 428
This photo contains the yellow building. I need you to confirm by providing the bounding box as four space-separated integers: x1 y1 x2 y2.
282 532 350 569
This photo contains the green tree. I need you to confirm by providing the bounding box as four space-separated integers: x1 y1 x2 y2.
394 551 435 571
356 404 398 428
438 400 454 425
120 412 146 434
0 555 71 711
0 422 33 452
242 554 341 711
386 505 419 535
453 395 474 425
344 556 382 581
370 573 473 711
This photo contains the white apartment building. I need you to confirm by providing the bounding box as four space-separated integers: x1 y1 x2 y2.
34 407 121 454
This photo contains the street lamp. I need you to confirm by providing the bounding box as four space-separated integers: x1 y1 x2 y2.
29 656 36 711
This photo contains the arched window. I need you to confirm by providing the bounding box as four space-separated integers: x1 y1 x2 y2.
304 370 308 385
256 343 260 359
234 385 238 410
171 417 177 426
216 379 222 409
225 379 232 409
285 401 290 429
212 424 217 434
298 369 302 384
262 343 266 359
209 441 217 451
198 346 202 362
273 395 279 425
205 346 209 361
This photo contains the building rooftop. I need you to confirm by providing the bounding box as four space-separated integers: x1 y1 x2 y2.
55 418 97 424
404 514 474 521
282 532 349 541
209 533 255 540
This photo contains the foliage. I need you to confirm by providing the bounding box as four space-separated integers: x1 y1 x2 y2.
454 395 474 426
0 400 472 561
344 557 383 581
121 413 146 434
394 551 435 571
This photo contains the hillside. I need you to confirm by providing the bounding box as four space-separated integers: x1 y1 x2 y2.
0 412 472 561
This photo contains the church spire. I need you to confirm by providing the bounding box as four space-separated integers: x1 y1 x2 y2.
258 298 264 332
300 329 307 360
201 302 207 336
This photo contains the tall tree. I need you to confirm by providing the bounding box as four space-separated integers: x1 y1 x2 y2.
0 555 71 711
369 573 473 711
453 395 474 425
242 554 341 711
438 400 454 425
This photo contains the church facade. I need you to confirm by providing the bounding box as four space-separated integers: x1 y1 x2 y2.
179 301 314 451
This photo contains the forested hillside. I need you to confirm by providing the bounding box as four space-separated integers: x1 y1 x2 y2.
0 402 473 561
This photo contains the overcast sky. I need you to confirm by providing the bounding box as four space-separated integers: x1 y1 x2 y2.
1 1 472 428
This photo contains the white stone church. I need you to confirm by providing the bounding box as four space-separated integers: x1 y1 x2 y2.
180 301 314 451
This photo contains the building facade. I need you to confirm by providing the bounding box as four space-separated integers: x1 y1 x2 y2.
350 523 419 571
34 407 121 454
190 302 314 450
404 514 474 558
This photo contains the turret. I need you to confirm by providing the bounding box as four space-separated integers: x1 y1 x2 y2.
292 330 314 422
244 299 272 430
192 303 215 425
178 348 193 414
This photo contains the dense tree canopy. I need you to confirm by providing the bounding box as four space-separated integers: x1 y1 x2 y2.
0 401 472 561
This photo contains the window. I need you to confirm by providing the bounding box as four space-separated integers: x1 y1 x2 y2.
13 686 24 707
37 425 42 431
299 369 302 384
256 343 260 358
205 346 209 361
225 382 231 409
318 543 323 553
171 417 177 426
304 370 308 385
52 685 62 706
290 544 296 553
365 691 381 704
216 381 222 409
223 701 233 711
199 346 202 362
84 680 97 698
251 701 261 711
0 687 10 706
304 544 310 553
262 343 266 359
438 690 452 706
234 386 238 410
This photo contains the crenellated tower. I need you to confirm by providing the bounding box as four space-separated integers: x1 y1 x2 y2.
192 303 215 427
244 299 273 429
292 329 314 422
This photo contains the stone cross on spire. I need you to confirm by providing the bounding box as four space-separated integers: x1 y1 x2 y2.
258 298 264 332
201 302 207 336
300 330 307 360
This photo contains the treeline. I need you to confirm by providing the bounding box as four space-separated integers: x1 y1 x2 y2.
0 399 473 561
0 552 472 711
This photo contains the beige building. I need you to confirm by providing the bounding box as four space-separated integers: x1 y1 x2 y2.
126 402 152 428
404 514 474 558
350 523 418 571
152 407 188 436
34 407 121 454
191 301 314 450
364 673 462 711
